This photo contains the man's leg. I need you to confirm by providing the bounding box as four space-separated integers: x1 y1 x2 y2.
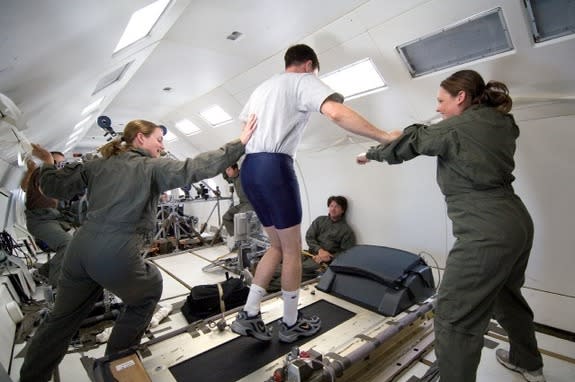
274 225 321 342
251 226 288 288
249 225 301 325
230 226 281 340
276 225 302 328
275 225 301 291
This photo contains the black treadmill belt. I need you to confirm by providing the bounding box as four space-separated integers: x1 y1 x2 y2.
169 299 355 381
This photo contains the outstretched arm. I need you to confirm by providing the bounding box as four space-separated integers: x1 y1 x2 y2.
31 143 55 166
320 100 400 145
20 158 38 191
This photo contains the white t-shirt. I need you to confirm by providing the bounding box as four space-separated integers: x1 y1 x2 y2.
239 72 343 157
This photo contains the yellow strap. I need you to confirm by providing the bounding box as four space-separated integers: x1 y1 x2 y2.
216 282 225 313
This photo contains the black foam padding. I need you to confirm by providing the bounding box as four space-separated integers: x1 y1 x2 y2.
317 245 435 316
169 299 355 381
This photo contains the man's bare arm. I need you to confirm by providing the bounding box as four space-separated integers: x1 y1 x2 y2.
321 100 402 144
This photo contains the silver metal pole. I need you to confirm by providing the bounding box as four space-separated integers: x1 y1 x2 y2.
323 297 436 378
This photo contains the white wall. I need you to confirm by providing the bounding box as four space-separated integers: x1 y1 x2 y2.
0 159 24 194
0 282 18 373
297 144 449 259
513 115 575 331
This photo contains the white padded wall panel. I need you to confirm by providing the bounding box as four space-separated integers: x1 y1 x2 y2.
0 284 17 372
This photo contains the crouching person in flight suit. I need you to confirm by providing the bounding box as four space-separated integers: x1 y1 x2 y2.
20 152 72 287
221 162 253 237
304 195 356 269
19 117 256 382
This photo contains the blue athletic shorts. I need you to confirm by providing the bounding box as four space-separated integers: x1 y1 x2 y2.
240 153 302 229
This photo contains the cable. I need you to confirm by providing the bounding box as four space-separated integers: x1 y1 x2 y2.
417 250 575 299
418 250 442 288
522 285 575 299
294 160 312 228
0 230 35 267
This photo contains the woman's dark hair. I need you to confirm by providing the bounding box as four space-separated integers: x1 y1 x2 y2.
284 44 320 71
440 70 513 113
327 195 348 214
98 119 159 158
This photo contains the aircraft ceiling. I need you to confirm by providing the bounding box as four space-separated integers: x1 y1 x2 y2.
1 0 574 165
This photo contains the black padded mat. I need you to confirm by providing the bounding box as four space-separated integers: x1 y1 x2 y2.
169 299 355 381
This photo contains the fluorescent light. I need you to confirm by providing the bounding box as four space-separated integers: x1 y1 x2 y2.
320 58 387 100
81 97 104 116
114 0 171 53
92 61 133 95
74 114 94 130
200 105 233 127
164 130 178 142
70 127 87 139
65 137 78 149
175 118 201 135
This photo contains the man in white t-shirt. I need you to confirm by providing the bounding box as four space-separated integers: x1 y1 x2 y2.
231 44 399 343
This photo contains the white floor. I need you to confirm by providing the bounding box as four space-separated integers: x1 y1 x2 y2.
7 244 575 382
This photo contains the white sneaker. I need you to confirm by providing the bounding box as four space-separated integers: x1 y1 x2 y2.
496 349 546 382
230 311 272 341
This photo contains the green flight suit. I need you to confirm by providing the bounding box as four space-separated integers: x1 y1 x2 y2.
25 167 73 287
305 215 356 257
222 171 253 235
366 105 542 382
20 140 245 382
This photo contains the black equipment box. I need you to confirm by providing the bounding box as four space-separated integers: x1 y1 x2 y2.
317 245 435 316
181 274 249 323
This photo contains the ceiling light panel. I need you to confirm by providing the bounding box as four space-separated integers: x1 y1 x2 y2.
114 0 171 53
524 0 575 43
320 58 387 101
74 114 94 130
200 105 233 127
92 61 133 95
175 118 201 135
81 97 104 116
164 130 178 142
397 7 514 77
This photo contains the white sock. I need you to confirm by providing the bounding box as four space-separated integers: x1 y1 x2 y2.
244 284 267 317
282 289 299 326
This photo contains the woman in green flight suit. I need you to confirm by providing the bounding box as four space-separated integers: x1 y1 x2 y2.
357 70 545 382
20 117 255 382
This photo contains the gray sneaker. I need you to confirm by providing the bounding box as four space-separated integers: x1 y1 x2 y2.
278 312 321 343
231 311 272 341
495 349 546 382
